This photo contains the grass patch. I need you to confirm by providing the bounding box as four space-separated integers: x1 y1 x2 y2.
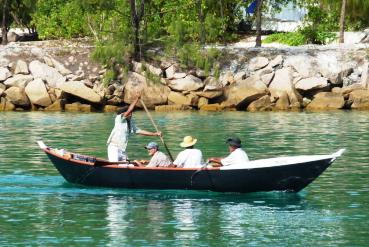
263 32 307 46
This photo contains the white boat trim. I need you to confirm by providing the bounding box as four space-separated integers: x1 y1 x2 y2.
220 149 345 170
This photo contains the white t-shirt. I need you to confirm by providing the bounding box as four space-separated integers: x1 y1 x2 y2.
173 149 203 168
106 115 141 150
221 148 249 166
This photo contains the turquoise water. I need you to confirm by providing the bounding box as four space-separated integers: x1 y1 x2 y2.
0 111 368 246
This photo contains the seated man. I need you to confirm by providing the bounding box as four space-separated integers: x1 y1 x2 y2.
134 142 171 167
208 137 249 167
173 136 203 168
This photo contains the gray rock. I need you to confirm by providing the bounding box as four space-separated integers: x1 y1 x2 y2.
204 77 223 91
316 52 356 84
0 83 5 96
29 60 66 88
7 32 19 42
124 72 170 108
0 68 11 81
168 75 204 91
306 92 345 110
4 87 30 106
3 74 34 88
249 57 269 71
285 55 316 78
222 74 268 108
268 55 283 68
25 78 52 107
269 67 302 108
295 77 329 91
14 60 29 75
60 81 102 103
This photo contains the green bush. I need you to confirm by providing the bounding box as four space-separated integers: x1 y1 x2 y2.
32 0 88 39
263 32 307 46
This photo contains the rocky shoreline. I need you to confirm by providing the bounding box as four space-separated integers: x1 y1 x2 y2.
1 40 369 112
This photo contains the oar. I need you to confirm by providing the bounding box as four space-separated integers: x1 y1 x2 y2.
140 99 174 162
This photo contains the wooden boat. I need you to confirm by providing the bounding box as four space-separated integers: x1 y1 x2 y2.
37 141 345 193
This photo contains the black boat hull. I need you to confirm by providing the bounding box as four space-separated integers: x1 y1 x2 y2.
46 152 333 193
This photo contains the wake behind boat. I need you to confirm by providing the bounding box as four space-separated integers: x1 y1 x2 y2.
37 141 345 193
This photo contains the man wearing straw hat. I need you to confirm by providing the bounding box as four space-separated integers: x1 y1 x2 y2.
173 136 203 168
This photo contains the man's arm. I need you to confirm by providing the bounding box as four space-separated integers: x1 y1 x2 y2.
123 94 141 118
208 157 223 167
137 130 161 137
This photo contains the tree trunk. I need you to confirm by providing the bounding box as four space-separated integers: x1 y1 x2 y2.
197 0 205 45
130 0 145 61
255 0 263 47
339 0 346 43
1 0 8 45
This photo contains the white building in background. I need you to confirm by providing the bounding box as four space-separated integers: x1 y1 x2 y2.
242 1 307 32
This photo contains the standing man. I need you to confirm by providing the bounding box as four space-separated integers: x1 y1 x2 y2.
106 94 161 162
208 137 249 167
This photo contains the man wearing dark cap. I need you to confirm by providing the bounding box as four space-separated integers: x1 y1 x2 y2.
208 137 249 167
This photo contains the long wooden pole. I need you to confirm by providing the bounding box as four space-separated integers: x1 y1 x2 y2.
140 99 174 162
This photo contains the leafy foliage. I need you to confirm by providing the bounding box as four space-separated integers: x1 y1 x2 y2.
31 0 89 39
263 32 307 46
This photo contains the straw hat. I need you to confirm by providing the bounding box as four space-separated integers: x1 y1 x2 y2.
180 136 197 148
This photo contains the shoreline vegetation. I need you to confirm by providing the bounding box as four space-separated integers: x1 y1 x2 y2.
1 1 369 113
1 39 369 113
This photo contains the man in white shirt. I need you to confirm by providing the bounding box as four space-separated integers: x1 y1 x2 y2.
106 95 161 162
134 142 171 167
173 136 203 168
208 137 249 167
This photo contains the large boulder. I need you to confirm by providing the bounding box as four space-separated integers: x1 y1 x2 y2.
29 60 66 88
145 63 162 77
60 81 102 103
285 55 316 78
194 90 223 99
4 87 30 106
349 90 369 109
0 97 15 111
249 57 269 71
269 68 302 108
168 91 198 106
64 102 92 112
274 92 290 111
25 79 52 107
3 74 34 88
306 92 345 110
200 103 224 111
123 72 170 108
45 99 64 111
165 64 177 79
50 58 72 76
203 76 223 91
295 77 329 91
222 74 268 109
14 60 29 75
360 63 369 89
167 75 204 91
0 68 11 81
316 52 356 85
247 95 272 112
7 32 19 42
0 83 5 96
268 55 283 68
155 104 192 112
